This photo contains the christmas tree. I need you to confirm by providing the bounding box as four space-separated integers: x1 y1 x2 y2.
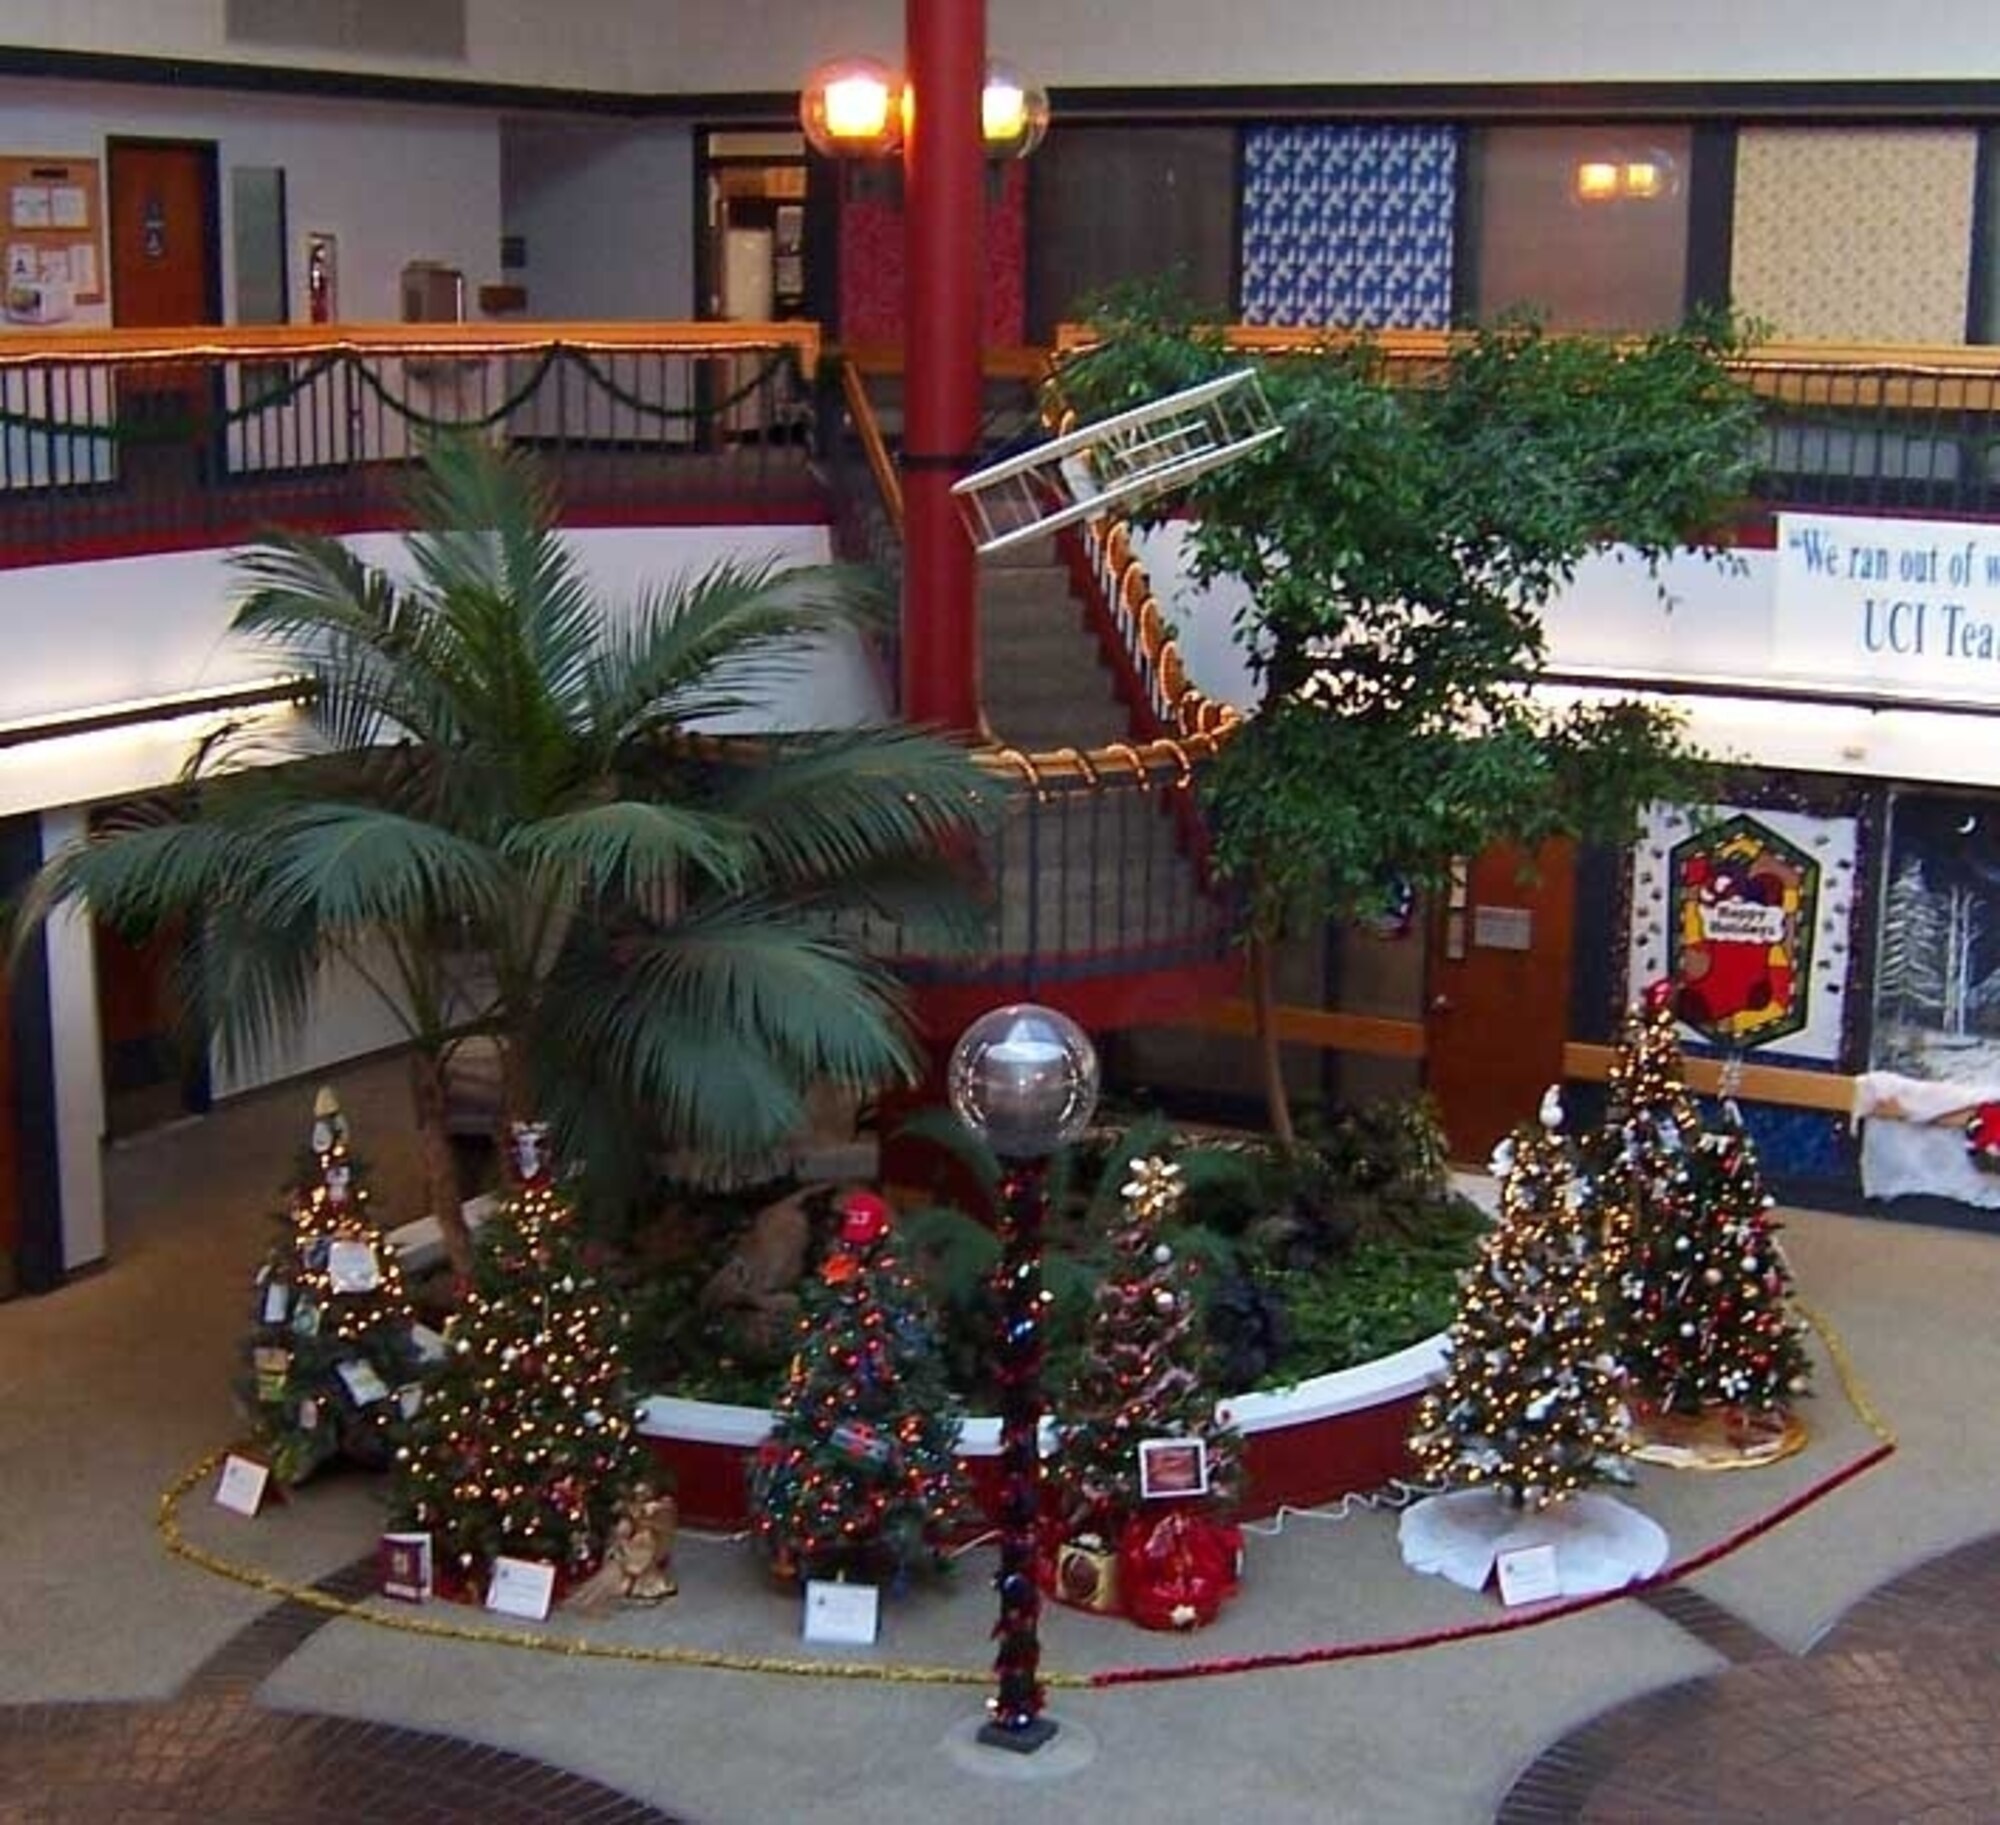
241 1087 422 1486
1049 1155 1240 1539
1603 981 1812 1417
389 1123 649 1592
747 1190 972 1583
1409 1090 1630 1509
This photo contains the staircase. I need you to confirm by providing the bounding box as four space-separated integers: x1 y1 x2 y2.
973 536 1222 980
978 535 1131 751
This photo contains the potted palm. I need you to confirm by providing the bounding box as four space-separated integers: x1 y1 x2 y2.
18 437 994 1273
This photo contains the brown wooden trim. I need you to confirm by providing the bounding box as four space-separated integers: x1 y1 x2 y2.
1563 1043 1854 1113
835 341 1051 382
1190 999 1427 1058
0 319 821 367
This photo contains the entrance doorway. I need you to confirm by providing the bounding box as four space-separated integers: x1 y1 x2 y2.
1423 841 1578 1164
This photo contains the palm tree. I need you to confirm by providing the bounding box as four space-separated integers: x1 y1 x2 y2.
18 438 993 1275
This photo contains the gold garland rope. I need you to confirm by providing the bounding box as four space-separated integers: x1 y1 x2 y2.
156 1302 1892 1683
156 1449 1083 1688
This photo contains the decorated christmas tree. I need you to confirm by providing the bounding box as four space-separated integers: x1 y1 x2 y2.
747 1190 972 1583
389 1123 649 1593
1049 1155 1240 1539
1603 981 1813 1418
241 1087 422 1486
1410 1090 1630 1509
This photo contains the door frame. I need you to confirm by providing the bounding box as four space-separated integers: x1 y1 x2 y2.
106 135 225 326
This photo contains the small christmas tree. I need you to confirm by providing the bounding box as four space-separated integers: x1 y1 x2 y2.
1604 981 1812 1418
241 1087 421 1486
1410 1090 1630 1510
1049 1155 1240 1540
389 1123 649 1593
747 1190 972 1583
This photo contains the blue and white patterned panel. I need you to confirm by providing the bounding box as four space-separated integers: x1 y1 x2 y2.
1241 125 1458 329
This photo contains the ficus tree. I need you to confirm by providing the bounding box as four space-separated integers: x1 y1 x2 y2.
16 438 994 1272
1053 285 1760 1143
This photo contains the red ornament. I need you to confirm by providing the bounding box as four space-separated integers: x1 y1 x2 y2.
1643 977 1676 1014
838 1190 894 1248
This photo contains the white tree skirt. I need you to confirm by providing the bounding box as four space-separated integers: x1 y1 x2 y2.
1398 1489 1669 1598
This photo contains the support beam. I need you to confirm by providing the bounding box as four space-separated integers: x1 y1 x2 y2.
898 0 984 733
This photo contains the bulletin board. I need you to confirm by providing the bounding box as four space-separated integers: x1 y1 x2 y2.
1 154 105 304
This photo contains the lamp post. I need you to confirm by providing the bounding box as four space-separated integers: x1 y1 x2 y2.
948 1002 1099 1754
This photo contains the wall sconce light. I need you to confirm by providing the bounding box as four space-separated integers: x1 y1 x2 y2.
799 55 905 159
800 54 1048 161
1574 160 1622 203
1575 153 1677 203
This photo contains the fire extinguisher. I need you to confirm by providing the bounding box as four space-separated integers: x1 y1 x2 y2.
306 237 334 325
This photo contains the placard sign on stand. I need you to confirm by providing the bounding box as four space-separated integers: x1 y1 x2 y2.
803 1579 880 1646
485 1556 557 1622
1495 1542 1563 1607
213 1454 271 1517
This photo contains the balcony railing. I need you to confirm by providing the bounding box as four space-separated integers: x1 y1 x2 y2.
1054 324 2000 521
0 321 824 568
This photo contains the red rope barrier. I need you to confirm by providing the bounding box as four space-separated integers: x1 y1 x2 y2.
1088 1439 1895 1688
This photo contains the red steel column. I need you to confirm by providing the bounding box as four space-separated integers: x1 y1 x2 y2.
900 0 985 734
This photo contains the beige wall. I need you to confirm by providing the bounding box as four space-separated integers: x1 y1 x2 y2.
3 2 2000 94
1732 127 1979 344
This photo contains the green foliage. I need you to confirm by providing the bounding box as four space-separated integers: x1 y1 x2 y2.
1051 292 1757 939
14 437 995 1224
1255 1207 1486 1389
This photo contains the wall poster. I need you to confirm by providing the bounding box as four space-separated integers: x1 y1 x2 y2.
1 154 105 320
1627 802 1858 1062
1856 791 2000 1209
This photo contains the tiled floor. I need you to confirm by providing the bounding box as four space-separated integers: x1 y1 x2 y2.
1499 1534 2000 1822
0 1557 683 1824
8 1527 2000 1819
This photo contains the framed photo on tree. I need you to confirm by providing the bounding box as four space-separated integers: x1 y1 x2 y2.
1138 1437 1209 1500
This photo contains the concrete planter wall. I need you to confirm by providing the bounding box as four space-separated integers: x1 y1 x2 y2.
638 1333 1447 1529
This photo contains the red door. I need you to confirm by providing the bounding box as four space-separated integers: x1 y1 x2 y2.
107 139 220 454
1424 841 1577 1165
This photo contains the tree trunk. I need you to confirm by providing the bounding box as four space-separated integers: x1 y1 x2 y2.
409 1047 474 1279
1249 931 1296 1149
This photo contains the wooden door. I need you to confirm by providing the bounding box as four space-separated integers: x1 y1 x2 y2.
107 139 221 457
1424 840 1577 1165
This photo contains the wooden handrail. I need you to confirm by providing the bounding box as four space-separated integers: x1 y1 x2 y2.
0 318 821 368
834 341 1050 383
837 355 903 536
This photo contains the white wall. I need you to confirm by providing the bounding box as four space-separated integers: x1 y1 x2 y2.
0 75 503 333
501 120 695 321
1136 520 2000 792
0 522 870 813
1 1 1995 93
36 805 105 1273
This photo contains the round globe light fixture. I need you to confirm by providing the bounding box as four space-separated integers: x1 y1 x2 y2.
799 55 904 159
948 1002 1099 1160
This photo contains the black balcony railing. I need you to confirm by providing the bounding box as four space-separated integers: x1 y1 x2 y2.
0 322 825 567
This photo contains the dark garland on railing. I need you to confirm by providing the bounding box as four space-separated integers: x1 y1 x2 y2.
560 346 799 423
0 343 801 442
343 346 562 431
